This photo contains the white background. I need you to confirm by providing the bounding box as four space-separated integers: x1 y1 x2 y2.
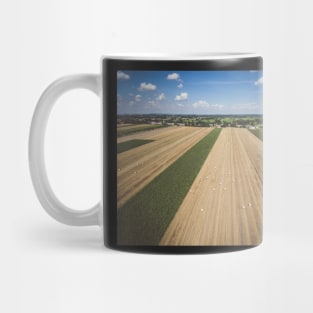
1 0 313 312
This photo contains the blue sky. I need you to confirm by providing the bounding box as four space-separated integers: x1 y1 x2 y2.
117 70 262 115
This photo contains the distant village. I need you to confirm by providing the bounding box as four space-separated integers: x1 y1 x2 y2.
117 114 263 129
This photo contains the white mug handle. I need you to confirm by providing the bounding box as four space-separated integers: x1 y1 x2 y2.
29 74 101 226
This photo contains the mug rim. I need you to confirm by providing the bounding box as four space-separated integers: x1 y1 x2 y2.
102 52 260 61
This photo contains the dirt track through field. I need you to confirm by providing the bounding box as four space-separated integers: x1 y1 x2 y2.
160 128 262 246
117 127 213 208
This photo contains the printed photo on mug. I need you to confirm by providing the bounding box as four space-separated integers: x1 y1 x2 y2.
113 65 263 247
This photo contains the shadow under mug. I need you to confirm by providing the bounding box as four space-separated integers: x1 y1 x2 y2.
29 53 263 253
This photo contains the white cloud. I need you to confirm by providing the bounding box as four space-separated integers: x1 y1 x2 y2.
139 82 157 91
167 73 180 80
175 92 188 101
135 94 142 102
177 83 183 89
230 103 260 113
117 71 130 80
254 77 263 86
176 103 184 107
157 93 165 101
192 100 224 110
192 100 209 108
212 104 224 110
128 100 134 106
145 100 160 110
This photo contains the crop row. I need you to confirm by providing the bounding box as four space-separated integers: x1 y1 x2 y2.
117 124 168 137
117 128 222 245
117 139 154 154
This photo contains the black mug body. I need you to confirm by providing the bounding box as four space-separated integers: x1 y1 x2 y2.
102 54 263 253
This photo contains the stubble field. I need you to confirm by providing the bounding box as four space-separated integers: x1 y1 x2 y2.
117 126 212 208
117 126 262 246
160 128 262 246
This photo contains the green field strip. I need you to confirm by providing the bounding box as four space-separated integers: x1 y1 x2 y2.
117 139 155 154
117 128 222 245
117 124 168 137
248 129 263 141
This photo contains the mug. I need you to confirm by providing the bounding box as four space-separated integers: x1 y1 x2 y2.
29 53 263 253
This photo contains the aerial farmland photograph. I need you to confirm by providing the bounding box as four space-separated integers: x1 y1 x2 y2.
116 70 263 246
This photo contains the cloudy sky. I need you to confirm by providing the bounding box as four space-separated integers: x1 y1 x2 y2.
117 70 262 115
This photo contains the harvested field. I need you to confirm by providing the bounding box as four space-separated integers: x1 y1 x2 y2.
117 139 154 154
117 128 221 245
160 128 262 246
117 124 167 137
117 125 183 143
117 126 213 208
